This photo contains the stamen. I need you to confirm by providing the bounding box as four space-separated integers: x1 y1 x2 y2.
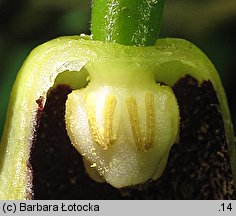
86 94 117 150
144 92 155 150
86 94 104 148
126 96 143 151
103 95 117 147
126 92 155 152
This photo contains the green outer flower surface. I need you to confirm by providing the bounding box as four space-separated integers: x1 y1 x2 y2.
0 36 235 199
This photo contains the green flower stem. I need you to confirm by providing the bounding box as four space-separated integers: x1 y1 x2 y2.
91 0 165 46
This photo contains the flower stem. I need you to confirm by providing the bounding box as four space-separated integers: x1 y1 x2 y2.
91 0 165 46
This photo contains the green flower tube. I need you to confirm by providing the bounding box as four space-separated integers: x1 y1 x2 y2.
0 0 235 199
91 0 164 45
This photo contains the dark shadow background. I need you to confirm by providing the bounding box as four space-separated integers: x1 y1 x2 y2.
0 0 236 138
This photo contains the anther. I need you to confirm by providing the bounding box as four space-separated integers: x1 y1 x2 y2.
86 94 117 150
103 95 117 146
144 92 155 150
86 94 104 148
126 96 143 151
126 92 155 152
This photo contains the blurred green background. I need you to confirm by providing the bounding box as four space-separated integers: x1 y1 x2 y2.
0 0 236 139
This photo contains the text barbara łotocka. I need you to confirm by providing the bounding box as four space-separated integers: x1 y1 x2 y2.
2 202 100 213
